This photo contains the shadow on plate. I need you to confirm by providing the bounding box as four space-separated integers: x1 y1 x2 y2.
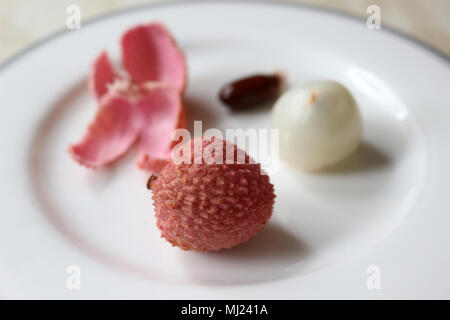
184 94 220 132
226 99 278 114
317 142 392 175
177 223 310 285
209 223 307 262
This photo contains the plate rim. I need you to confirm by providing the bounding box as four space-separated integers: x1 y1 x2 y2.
0 0 449 75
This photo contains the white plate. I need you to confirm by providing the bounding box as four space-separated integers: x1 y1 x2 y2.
1 0 449 299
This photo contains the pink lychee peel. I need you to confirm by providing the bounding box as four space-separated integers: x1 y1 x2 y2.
70 22 187 173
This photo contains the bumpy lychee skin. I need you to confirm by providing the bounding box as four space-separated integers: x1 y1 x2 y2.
149 137 275 252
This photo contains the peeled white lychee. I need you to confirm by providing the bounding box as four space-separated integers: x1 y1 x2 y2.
271 80 362 171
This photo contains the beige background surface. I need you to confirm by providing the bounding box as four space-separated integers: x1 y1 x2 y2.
1 0 449 63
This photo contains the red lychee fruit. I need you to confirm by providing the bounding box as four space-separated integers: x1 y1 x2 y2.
148 137 275 252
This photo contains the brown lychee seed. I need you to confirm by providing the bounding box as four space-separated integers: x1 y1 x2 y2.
218 72 285 110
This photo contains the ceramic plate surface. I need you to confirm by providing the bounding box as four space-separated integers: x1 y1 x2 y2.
1 0 449 299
